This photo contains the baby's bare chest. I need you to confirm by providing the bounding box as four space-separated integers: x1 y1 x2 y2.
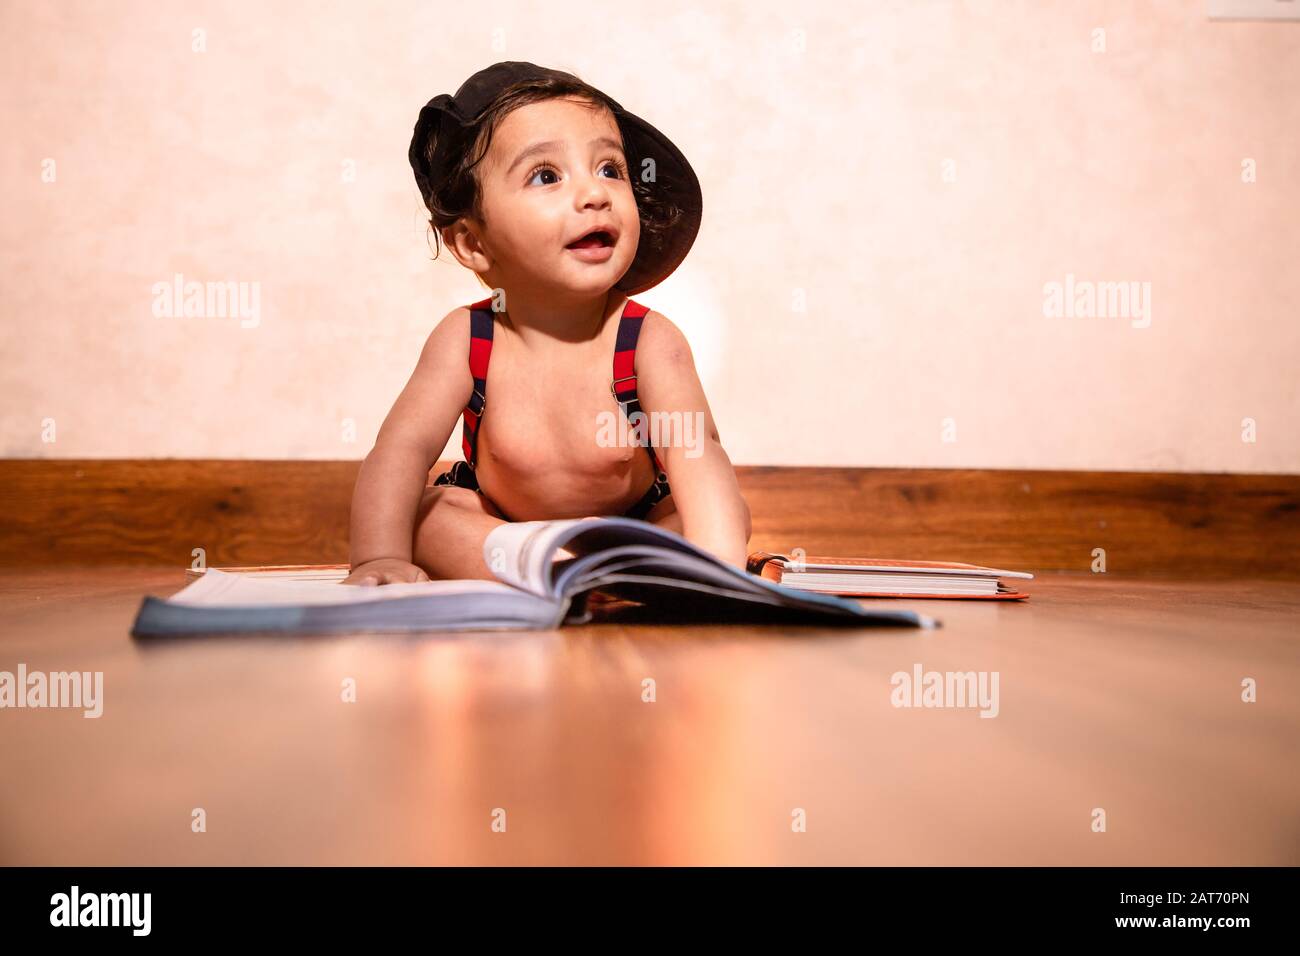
475 350 644 478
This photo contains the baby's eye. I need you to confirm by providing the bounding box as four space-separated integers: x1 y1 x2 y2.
527 164 560 187
599 160 626 179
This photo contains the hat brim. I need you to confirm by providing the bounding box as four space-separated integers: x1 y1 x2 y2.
611 110 702 296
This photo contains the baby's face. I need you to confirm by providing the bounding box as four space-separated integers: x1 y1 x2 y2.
471 96 640 296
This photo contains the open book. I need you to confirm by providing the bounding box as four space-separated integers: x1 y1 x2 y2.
746 551 1033 599
131 517 939 637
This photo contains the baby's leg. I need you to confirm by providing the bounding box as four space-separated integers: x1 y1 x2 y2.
411 485 509 581
413 486 693 582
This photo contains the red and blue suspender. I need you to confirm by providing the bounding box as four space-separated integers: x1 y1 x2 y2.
609 299 669 481
461 296 496 467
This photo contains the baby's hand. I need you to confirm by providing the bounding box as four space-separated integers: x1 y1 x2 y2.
344 558 431 586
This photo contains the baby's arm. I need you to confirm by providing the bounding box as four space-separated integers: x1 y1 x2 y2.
345 308 472 585
636 312 752 569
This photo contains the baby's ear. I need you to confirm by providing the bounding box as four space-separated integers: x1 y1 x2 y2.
438 221 463 255
441 220 492 274
438 220 467 256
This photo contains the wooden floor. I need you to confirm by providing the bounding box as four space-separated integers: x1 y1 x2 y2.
0 568 1296 865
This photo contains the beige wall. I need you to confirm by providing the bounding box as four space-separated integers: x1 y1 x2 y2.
2 0 1296 472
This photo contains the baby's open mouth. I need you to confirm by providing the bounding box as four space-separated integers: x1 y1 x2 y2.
566 230 616 250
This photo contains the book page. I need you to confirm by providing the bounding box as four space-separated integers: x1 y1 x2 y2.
765 554 1034 579
165 569 520 607
482 518 611 596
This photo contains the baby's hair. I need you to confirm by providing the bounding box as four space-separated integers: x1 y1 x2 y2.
412 73 683 276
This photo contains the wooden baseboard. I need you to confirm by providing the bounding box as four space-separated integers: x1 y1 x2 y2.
1 459 1296 577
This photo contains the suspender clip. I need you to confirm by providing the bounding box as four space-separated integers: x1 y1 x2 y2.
610 375 637 401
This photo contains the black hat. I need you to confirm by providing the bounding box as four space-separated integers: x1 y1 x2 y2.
408 61 702 296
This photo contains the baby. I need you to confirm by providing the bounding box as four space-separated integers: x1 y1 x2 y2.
346 62 751 585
